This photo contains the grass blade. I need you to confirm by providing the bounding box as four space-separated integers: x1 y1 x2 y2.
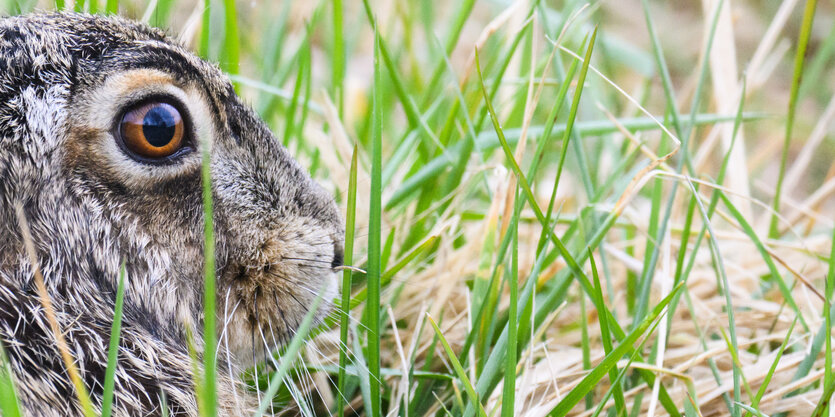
101 261 127 417
639 0 683 139
589 251 626 414
337 145 358 417
550 282 684 416
364 19 384 417
500 212 519 417
810 222 835 416
718 192 809 331
418 0 476 108
0 343 20 417
768 0 818 238
199 111 217 417
743 317 797 417
151 0 175 27
221 0 240 88
332 0 344 116
199 0 211 59
282 30 310 147
428 315 487 417
736 403 770 417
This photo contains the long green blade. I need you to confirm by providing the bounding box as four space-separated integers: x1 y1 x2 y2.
549 283 683 416
428 316 488 417
336 145 358 417
101 262 127 417
200 112 217 417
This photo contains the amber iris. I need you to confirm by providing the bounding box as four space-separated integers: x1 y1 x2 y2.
119 102 184 158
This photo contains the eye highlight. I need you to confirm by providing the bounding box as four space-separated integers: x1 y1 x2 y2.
118 101 185 159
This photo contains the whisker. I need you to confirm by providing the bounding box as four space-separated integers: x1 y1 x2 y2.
289 248 336 254
267 316 283 356
283 375 311 416
277 324 315 416
256 322 277 416
297 360 316 414
251 325 262 408
339 310 371 333
306 241 338 247
221 288 242 411
301 342 362 415
218 298 242 346
277 308 293 346
286 292 307 313
281 256 333 266
334 265 366 273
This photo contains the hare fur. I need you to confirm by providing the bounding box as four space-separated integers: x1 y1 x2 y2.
0 12 343 416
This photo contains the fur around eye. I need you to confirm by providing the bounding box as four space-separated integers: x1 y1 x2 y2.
118 101 185 159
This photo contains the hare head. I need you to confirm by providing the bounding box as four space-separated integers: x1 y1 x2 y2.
0 12 342 415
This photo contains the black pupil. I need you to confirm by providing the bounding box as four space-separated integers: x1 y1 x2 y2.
142 104 177 147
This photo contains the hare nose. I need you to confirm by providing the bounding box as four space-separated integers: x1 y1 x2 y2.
331 242 344 269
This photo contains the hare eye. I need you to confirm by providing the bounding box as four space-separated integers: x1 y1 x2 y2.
118 101 185 159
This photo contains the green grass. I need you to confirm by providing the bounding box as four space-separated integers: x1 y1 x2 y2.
337 145 358 417
100 262 127 417
0 344 20 417
199 88 217 417
363 12 384 417
2 0 835 416
768 0 819 239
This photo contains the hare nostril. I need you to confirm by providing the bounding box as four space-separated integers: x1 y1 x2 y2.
331 242 344 269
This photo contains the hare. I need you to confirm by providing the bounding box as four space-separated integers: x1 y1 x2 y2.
0 12 343 416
